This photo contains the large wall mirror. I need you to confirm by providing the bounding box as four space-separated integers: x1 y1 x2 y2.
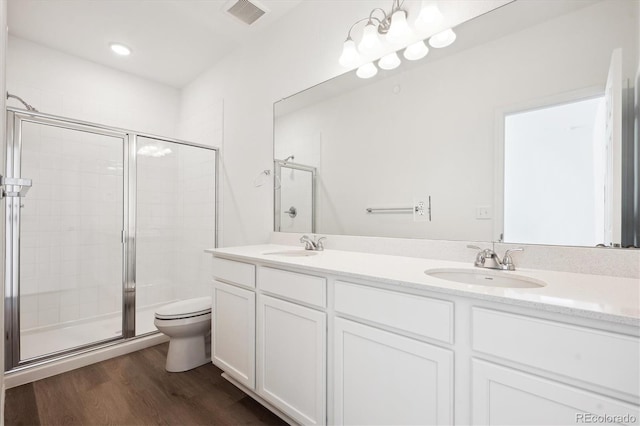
273 0 639 248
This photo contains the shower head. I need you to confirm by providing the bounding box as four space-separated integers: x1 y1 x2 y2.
283 155 295 163
6 92 38 112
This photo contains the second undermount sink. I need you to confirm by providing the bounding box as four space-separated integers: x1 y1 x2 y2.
262 250 319 257
425 268 546 289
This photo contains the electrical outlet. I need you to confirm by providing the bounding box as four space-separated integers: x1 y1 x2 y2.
476 206 492 220
413 197 429 222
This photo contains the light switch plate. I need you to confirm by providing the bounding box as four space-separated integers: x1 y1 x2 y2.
476 206 492 220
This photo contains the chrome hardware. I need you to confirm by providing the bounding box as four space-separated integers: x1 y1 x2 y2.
366 197 432 221
366 207 414 213
300 235 326 251
284 206 297 218
0 175 33 199
467 245 524 271
502 248 524 270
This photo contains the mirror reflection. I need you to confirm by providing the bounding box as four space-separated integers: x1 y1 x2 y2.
274 0 639 248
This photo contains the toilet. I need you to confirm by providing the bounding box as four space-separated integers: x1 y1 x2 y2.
154 296 212 372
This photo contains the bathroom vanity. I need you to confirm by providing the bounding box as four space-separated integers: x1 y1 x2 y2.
206 245 639 426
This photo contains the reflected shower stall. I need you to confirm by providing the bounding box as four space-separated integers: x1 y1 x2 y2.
4 108 217 370
274 159 316 233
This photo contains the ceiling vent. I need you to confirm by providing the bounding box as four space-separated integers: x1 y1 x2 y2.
226 0 267 25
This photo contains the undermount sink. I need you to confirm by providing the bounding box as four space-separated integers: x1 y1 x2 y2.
425 268 546 288
262 250 319 257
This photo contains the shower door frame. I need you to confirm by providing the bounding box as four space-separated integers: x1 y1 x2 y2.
273 159 316 233
4 107 219 371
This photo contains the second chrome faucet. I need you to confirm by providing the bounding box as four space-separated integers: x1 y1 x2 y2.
467 245 523 271
300 235 326 251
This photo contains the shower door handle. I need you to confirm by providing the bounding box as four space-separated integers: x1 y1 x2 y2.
0 175 33 199
284 206 297 218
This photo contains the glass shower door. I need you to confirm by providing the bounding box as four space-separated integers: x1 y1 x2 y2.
6 113 128 366
135 136 217 336
274 160 316 233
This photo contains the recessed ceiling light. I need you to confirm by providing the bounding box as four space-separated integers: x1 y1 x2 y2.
109 43 131 56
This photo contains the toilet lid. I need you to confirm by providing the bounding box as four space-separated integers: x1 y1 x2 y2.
155 297 212 320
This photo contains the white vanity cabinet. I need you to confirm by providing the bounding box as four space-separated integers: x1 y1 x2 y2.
332 281 454 426
472 359 639 426
208 248 640 426
211 258 256 390
256 267 327 426
257 294 326 425
471 308 640 425
334 317 453 425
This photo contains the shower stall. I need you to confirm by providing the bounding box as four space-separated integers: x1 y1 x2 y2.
274 159 316 233
3 108 218 371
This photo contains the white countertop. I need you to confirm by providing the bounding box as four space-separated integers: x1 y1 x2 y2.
206 244 640 326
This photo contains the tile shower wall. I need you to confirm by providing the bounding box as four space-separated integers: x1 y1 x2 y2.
135 140 216 324
176 144 216 300
20 122 124 330
136 139 180 310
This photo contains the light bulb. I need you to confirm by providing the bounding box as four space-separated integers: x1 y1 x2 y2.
358 22 381 55
429 28 456 48
339 37 361 68
404 41 429 61
356 62 378 79
386 10 410 44
110 43 131 56
415 2 443 31
378 52 401 70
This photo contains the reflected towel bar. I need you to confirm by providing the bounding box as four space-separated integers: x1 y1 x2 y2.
366 207 415 213
366 196 431 221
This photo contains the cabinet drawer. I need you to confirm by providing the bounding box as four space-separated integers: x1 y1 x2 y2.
472 308 640 397
334 281 453 344
258 267 326 308
212 257 255 288
472 359 639 425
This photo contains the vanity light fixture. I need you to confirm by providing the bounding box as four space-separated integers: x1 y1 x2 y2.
403 40 429 61
339 0 456 78
379 51 402 70
109 43 131 56
428 28 456 48
356 62 378 79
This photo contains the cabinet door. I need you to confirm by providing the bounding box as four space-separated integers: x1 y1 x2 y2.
257 294 326 425
472 359 639 425
333 317 453 426
212 280 255 389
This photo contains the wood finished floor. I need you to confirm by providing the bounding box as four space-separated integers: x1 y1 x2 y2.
4 343 287 426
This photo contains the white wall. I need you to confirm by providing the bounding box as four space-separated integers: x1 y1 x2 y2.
178 0 508 247
6 36 180 137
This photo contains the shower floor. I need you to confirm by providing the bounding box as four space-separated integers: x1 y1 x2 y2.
20 304 166 361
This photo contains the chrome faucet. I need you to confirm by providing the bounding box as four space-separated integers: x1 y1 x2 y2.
300 235 326 251
467 245 523 271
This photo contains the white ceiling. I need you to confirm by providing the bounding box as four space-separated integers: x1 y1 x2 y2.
7 0 302 88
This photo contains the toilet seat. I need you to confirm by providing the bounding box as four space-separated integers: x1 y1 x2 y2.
155 296 212 320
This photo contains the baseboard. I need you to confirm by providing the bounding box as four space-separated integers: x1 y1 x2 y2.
4 334 169 389
221 372 299 425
